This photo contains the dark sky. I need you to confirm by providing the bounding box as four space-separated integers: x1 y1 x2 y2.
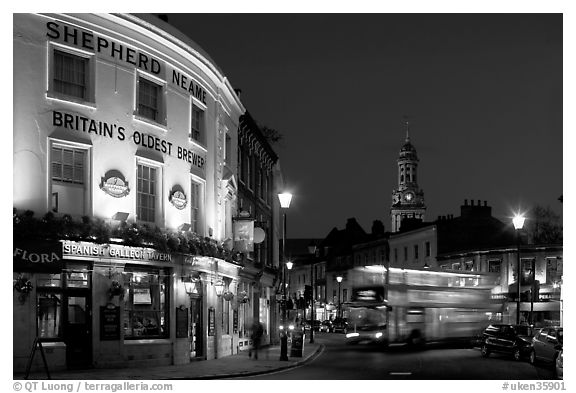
165 13 563 239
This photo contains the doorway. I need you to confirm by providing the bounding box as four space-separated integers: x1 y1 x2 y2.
63 293 92 368
190 297 203 359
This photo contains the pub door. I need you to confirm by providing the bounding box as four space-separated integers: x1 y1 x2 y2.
190 297 203 359
63 293 92 369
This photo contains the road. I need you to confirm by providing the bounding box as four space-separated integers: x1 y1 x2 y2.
240 333 558 380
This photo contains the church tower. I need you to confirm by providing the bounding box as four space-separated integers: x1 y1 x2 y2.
390 121 426 232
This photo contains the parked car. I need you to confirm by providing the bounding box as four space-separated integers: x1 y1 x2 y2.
529 327 563 366
555 349 563 379
304 320 321 332
480 324 534 361
319 320 333 332
332 317 348 333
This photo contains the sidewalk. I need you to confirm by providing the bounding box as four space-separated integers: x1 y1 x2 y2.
16 342 323 380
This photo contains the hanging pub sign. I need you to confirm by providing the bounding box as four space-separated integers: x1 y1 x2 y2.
100 170 130 198
233 216 254 253
169 185 187 210
13 241 63 272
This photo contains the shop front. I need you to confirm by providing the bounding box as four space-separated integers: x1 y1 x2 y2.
14 239 247 373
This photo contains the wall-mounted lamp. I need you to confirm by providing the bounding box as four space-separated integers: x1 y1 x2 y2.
214 279 225 297
286 261 294 270
112 212 129 222
182 274 201 294
178 223 192 232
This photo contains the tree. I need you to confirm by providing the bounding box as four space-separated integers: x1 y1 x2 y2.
260 125 283 145
525 205 563 244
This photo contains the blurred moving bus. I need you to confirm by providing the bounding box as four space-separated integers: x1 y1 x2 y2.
344 267 500 346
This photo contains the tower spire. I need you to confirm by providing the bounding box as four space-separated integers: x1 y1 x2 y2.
405 120 410 142
403 116 411 142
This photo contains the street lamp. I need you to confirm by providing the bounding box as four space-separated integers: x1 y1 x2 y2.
513 214 526 325
278 191 292 361
336 276 343 319
307 242 317 344
286 260 293 311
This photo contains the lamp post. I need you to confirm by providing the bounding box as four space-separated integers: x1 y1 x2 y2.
513 214 525 325
307 242 317 344
278 192 292 361
286 260 293 313
336 276 343 319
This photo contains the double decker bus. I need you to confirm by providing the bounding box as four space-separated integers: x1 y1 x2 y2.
344 266 501 347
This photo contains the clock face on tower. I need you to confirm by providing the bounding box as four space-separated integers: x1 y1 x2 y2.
404 192 414 202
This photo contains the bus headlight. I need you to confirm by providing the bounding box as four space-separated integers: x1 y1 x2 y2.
346 332 359 338
289 324 295 330
375 332 383 339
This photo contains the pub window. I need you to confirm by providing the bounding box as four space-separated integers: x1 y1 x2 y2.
36 273 63 340
247 152 254 190
488 260 501 273
414 245 419 260
190 177 205 235
37 292 63 339
51 48 92 102
190 104 204 143
137 162 160 224
404 247 408 262
137 76 165 124
51 146 85 184
546 258 559 284
521 258 533 281
394 248 398 263
50 143 88 216
425 241 431 257
225 133 232 166
123 268 169 339
343 289 348 302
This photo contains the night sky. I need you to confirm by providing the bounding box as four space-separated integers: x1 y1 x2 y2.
164 13 563 239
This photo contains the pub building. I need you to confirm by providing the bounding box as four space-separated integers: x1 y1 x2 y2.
13 13 282 372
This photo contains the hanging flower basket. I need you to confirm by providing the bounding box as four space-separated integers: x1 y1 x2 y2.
14 276 33 293
223 291 235 301
108 280 125 299
14 276 33 304
238 290 249 303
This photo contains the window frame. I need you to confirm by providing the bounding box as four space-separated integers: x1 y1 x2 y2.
49 140 90 215
190 103 205 145
136 160 161 224
48 45 95 105
123 267 170 340
190 175 206 236
135 73 166 127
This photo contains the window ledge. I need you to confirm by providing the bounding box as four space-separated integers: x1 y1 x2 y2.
46 91 96 110
133 115 168 131
39 341 67 348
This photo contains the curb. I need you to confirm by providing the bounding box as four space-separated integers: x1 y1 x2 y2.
186 344 325 380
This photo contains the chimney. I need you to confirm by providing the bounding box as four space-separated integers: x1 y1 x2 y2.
234 88 242 98
157 14 169 23
371 220 385 237
464 199 468 206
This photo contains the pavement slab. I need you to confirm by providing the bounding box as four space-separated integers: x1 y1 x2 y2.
15 343 323 380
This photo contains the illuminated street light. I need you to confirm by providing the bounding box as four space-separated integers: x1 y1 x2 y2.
336 276 343 319
513 214 525 325
278 191 292 361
